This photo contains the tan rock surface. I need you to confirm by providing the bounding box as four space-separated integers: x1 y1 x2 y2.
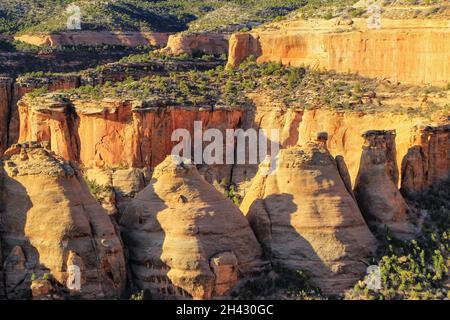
354 131 417 240
163 33 229 56
228 18 450 85
120 156 266 299
0 142 126 299
15 31 169 48
401 123 450 198
19 96 243 169
240 139 376 294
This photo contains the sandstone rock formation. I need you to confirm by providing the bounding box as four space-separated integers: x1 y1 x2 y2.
18 95 243 169
1 58 222 154
401 123 450 198
228 19 450 85
163 33 229 56
240 137 377 294
297 108 442 186
15 31 169 48
0 142 126 299
120 156 266 299
354 131 417 240
0 77 13 155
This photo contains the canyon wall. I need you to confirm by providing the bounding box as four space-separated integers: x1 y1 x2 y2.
162 33 229 56
18 96 243 169
401 123 450 198
228 19 450 85
17 94 450 195
0 59 223 157
15 31 170 48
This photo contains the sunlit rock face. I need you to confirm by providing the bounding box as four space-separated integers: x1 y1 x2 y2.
228 19 450 86
0 142 126 299
240 137 376 295
354 130 417 240
120 156 266 300
162 33 229 56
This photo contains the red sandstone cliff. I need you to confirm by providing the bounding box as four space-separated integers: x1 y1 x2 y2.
401 123 450 198
15 31 169 48
18 95 243 169
162 33 229 56
228 19 450 86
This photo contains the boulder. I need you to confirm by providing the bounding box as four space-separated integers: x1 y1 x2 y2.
0 142 126 299
120 155 266 299
240 136 376 294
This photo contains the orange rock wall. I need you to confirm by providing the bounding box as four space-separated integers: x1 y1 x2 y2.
163 33 229 56
18 100 243 169
15 31 169 48
228 21 450 85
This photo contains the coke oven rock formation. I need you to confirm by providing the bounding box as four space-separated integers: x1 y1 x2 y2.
354 130 417 240
120 156 266 299
240 135 376 294
0 142 126 299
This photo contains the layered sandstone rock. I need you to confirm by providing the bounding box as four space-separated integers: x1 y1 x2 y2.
0 142 126 299
401 123 450 198
0 77 13 155
5 58 222 150
240 138 376 294
297 108 444 186
163 33 229 56
354 131 417 239
15 31 169 48
7 75 81 146
120 156 266 299
228 19 450 85
18 95 243 169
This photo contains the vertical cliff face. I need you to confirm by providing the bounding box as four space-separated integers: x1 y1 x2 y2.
7 75 81 147
18 96 243 169
0 77 13 155
228 19 450 86
120 156 266 299
354 131 416 240
0 142 126 299
401 124 450 198
240 138 376 294
297 109 436 186
15 31 170 48
162 33 229 56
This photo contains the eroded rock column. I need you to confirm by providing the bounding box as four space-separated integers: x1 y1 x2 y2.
354 130 416 240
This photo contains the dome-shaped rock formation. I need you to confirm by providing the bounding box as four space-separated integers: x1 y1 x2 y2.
240 136 377 294
120 155 266 300
354 130 417 240
0 142 126 299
